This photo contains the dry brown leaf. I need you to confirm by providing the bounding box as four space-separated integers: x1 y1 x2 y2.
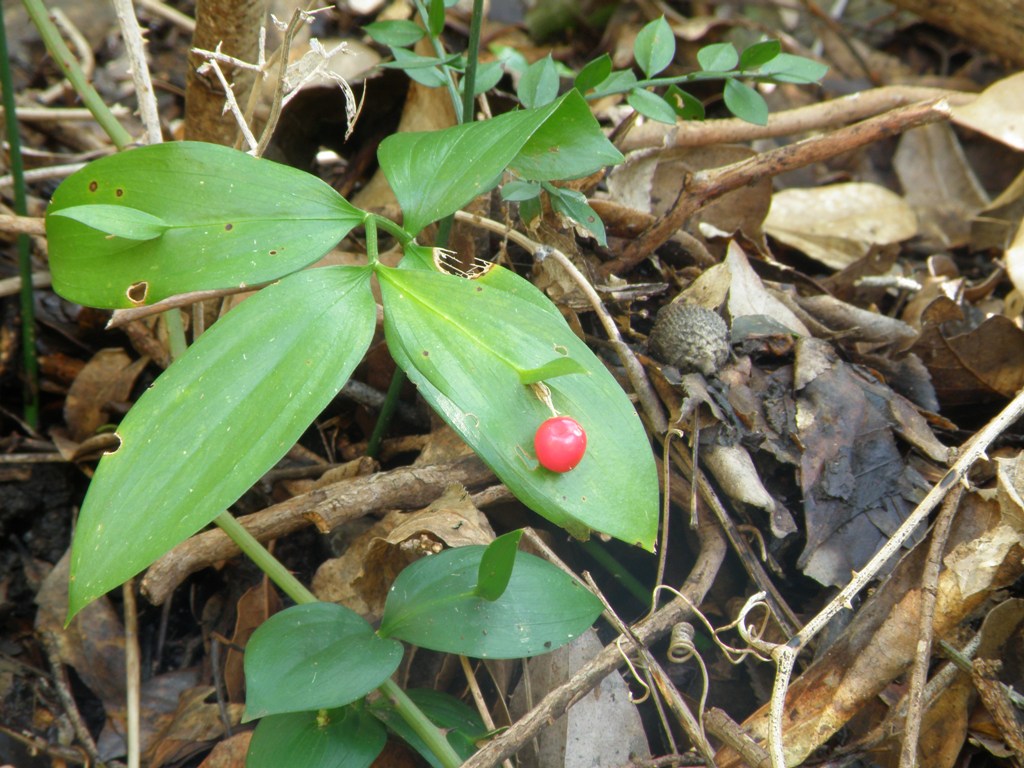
894 122 989 249
725 241 810 335
951 72 1024 151
794 338 929 587
911 296 1024 407
715 485 1024 768
606 145 771 241
146 686 244 768
223 582 282 703
509 630 649 767
63 348 148 441
764 183 918 270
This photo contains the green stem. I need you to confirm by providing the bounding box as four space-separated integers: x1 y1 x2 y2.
373 214 414 246
0 9 39 429
214 511 317 604
379 679 463 768
163 304 188 362
365 215 379 265
459 0 485 124
365 368 405 459
21 0 133 149
414 0 463 122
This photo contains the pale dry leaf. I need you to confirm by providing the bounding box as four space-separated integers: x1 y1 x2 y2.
951 71 1024 151
764 183 918 269
894 122 989 249
725 241 810 335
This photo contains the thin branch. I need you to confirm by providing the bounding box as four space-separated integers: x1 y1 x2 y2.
602 98 953 277
111 0 163 144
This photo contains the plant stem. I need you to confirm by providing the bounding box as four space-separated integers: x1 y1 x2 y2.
414 0 463 122
379 678 463 768
365 368 405 458
364 215 379 265
459 0 485 124
21 0 133 149
213 511 317 604
164 304 188 361
0 9 39 429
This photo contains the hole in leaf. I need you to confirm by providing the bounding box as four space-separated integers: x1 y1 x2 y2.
224 223 233 231
421 350 429 357
126 281 149 305
115 188 124 197
269 249 278 255
103 432 124 456
88 180 98 192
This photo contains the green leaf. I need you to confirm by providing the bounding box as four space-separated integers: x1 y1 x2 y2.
371 689 487 766
500 179 542 202
545 184 608 246
50 204 169 241
381 47 453 88
574 53 612 93
471 60 504 96
626 87 678 125
428 0 446 37
363 19 424 47
377 262 658 549
490 44 528 77
46 142 365 309
248 707 386 768
634 16 675 77
589 68 637 98
519 195 541 225
378 545 602 658
666 85 705 120
475 529 523 600
757 53 829 84
379 91 621 234
723 78 768 125
67 267 376 618
518 54 560 108
244 603 403 719
509 90 624 181
739 39 781 70
697 42 738 72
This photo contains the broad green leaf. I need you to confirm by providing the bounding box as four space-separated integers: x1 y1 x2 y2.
634 16 675 77
476 529 523 600
245 603 403 719
666 85 705 120
501 179 542 202
379 91 620 234
739 39 781 70
67 267 376 618
379 545 602 657
723 78 769 125
371 689 487 766
509 90 624 181
248 707 385 768
757 53 829 84
518 54 559 108
627 87 678 125
46 142 365 309
697 42 738 72
377 263 658 549
574 53 612 93
363 19 424 47
545 184 608 245
491 44 528 77
50 204 169 241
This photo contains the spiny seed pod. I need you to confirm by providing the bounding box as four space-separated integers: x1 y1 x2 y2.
647 302 730 376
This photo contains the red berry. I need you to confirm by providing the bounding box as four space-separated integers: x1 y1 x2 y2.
534 416 587 473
